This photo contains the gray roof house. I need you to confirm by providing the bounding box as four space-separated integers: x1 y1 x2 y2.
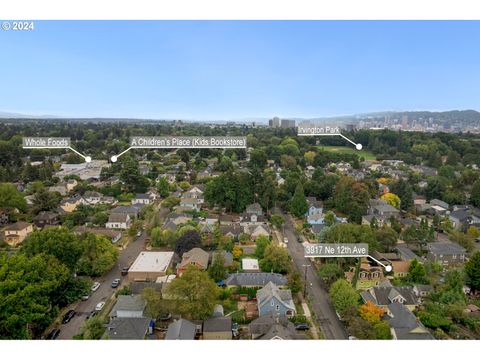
211 250 234 267
256 282 296 317
245 203 263 216
249 313 306 340
110 295 146 319
165 319 196 340
361 284 418 310
426 242 467 267
106 317 150 340
203 316 232 340
384 303 434 340
225 273 288 288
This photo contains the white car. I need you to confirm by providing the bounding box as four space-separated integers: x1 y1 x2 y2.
95 301 106 311
283 237 289 244
91 282 101 292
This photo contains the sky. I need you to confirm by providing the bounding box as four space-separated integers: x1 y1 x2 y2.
1 20 479 120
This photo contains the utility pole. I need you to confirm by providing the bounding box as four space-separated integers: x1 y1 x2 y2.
302 264 311 298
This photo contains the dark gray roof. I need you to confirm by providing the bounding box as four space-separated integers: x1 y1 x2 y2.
110 295 146 316
111 205 140 215
129 282 163 295
363 286 418 306
203 316 232 332
427 242 466 255
395 244 422 262
165 319 196 340
108 213 129 223
106 317 150 340
385 303 434 340
225 273 288 287
311 223 326 234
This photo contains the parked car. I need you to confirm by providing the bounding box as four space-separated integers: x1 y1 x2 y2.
46 329 61 340
121 267 129 276
95 301 106 312
62 310 76 324
111 278 121 288
81 293 90 301
283 237 289 244
86 310 97 320
295 323 309 331
136 230 142 237
297 236 303 243
91 282 101 292
158 312 172 321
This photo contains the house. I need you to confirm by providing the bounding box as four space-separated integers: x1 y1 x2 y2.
245 203 263 216
106 317 150 340
110 295 146 319
242 258 260 272
414 195 427 206
220 224 243 240
244 224 270 240
449 207 480 231
249 314 306 340
165 319 196 340
110 205 140 219
426 242 466 267
83 191 103 205
385 303 434 340
33 211 59 229
3 221 34 246
390 260 411 279
128 251 175 281
310 223 327 235
177 248 209 276
225 273 288 288
413 284 433 299
179 197 201 211
257 281 296 317
59 195 86 213
240 213 266 226
368 200 400 219
345 261 385 290
74 226 122 243
203 316 232 340
360 284 418 311
132 193 154 206
395 244 423 262
307 213 324 225
106 213 132 230
48 183 68 196
306 197 323 217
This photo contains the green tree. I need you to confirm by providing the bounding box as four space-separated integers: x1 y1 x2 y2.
329 279 360 316
334 177 370 223
471 180 480 207
77 233 119 277
164 266 219 320
82 317 106 339
287 271 303 295
156 177 170 197
208 252 228 282
290 182 308 218
465 252 480 292
0 182 27 212
254 235 271 259
259 244 291 274
318 263 344 285
270 214 284 229
141 287 165 320
374 226 398 252
21 227 83 272
407 259 428 284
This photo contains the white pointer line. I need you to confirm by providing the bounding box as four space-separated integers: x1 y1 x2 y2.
68 147 86 160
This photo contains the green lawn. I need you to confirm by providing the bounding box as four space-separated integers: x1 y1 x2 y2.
316 145 376 160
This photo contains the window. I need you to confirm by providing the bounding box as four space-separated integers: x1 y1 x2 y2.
276 305 280 311
271 301 274 306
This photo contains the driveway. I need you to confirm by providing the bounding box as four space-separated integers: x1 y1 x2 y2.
274 208 347 340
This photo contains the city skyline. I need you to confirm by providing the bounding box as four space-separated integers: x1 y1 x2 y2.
1 21 480 119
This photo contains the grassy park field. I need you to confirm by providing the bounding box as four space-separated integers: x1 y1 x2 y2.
317 145 377 160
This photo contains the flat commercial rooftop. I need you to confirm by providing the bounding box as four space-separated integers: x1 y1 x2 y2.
129 251 174 273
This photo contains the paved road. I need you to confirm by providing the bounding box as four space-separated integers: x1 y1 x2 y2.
57 232 149 339
274 208 347 340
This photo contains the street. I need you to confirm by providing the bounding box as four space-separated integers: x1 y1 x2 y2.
57 231 148 339
274 208 348 340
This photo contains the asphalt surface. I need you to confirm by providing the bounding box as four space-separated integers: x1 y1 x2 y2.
274 208 348 340
57 231 149 339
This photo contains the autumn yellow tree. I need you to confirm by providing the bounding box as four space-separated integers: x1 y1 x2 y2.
304 151 316 165
359 301 384 324
232 245 243 259
381 192 401 209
